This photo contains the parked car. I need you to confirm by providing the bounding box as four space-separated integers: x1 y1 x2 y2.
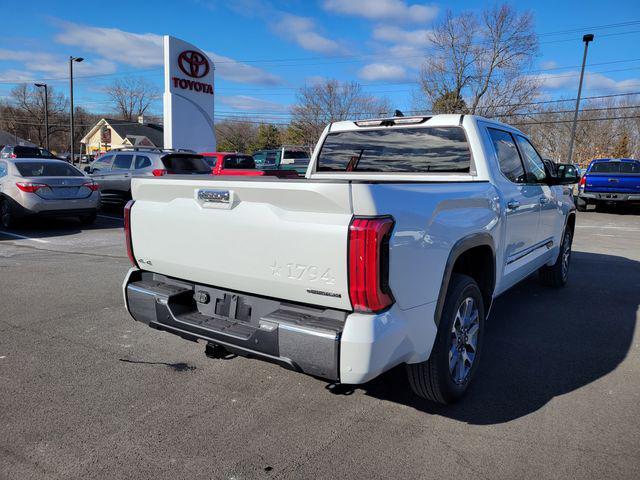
577 158 640 211
122 114 579 404
1 145 58 159
253 146 311 174
201 152 299 177
85 147 212 203
0 158 100 227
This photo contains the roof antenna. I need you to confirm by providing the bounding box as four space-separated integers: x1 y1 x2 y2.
394 109 404 117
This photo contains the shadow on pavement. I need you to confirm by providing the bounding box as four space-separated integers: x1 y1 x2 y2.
353 251 638 424
0 206 123 241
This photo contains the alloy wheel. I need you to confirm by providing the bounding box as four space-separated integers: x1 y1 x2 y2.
449 297 480 385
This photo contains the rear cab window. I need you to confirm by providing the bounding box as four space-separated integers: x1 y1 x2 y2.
15 161 83 177
161 154 211 174
316 126 471 173
223 155 256 169
590 161 640 174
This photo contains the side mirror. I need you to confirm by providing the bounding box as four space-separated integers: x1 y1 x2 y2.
84 166 91 173
555 163 580 184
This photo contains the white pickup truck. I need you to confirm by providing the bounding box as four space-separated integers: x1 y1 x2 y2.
122 114 579 404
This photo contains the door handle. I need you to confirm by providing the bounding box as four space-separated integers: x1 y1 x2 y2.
507 199 520 210
539 197 550 205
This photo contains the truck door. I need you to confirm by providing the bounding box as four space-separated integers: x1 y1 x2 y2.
514 134 563 247
485 127 543 286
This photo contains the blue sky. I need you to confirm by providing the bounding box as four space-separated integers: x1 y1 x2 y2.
1 0 640 123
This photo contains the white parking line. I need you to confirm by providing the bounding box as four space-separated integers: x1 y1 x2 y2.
576 225 640 232
97 214 124 221
0 231 50 243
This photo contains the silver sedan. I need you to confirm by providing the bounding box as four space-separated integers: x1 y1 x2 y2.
0 158 100 228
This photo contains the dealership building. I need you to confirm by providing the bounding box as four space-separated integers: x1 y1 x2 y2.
80 117 164 154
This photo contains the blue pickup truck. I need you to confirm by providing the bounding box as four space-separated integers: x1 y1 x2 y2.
577 158 640 211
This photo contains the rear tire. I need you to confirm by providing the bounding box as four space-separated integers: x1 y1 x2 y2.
406 274 485 404
79 212 97 225
539 227 572 287
1 199 14 229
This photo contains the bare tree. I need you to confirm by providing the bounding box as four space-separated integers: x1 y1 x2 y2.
105 77 160 121
215 119 259 153
0 84 68 149
290 79 390 146
419 4 540 116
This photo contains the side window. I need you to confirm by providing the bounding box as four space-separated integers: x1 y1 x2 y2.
487 128 526 184
92 155 114 172
112 154 134 170
134 155 152 169
0 161 7 177
515 136 547 183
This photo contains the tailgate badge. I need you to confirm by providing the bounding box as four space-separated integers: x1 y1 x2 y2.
198 189 230 203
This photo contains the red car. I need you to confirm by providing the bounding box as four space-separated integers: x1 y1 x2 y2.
201 152 298 177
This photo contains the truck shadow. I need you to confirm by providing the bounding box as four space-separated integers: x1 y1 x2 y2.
355 251 638 424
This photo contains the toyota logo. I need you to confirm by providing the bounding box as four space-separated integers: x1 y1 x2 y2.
178 50 210 78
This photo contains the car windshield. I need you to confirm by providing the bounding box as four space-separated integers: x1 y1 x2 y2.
317 126 471 173
15 161 83 177
590 161 640 174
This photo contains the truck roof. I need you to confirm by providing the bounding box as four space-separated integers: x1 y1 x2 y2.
328 113 522 134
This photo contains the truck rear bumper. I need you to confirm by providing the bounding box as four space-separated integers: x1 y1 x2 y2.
579 192 640 202
123 269 426 385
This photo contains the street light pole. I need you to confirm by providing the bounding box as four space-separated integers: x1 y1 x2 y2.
34 83 49 151
567 34 594 164
69 56 84 164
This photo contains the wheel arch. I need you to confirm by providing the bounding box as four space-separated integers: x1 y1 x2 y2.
435 233 496 326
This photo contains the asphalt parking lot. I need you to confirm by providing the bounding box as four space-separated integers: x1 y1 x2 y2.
1 208 639 480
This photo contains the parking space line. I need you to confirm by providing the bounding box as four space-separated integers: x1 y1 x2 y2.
98 214 124 221
0 231 50 243
576 225 640 231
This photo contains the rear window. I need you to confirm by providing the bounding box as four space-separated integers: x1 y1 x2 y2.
317 127 471 173
284 151 308 159
14 146 56 158
223 155 255 169
590 161 640 174
16 161 83 177
161 154 211 174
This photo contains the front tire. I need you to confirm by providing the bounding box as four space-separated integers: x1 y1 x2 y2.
539 227 573 287
406 274 485 404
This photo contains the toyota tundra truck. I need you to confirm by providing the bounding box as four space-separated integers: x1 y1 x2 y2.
122 114 579 404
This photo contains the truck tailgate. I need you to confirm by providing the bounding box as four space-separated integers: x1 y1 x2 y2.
129 177 353 310
584 173 640 193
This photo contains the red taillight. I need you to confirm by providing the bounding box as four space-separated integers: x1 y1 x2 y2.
16 182 48 193
579 175 586 187
124 200 138 268
348 216 395 313
83 181 99 191
10 153 17 158
152 169 167 176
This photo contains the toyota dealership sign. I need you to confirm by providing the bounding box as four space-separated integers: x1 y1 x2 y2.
163 36 216 152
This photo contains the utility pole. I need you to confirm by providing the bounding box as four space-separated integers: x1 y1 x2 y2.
567 34 594 164
69 56 84 164
34 83 49 151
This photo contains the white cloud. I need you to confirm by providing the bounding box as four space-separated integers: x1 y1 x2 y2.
323 0 438 23
0 48 116 81
359 63 407 81
535 70 640 93
218 95 288 112
274 14 343 54
373 25 433 46
51 20 282 85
